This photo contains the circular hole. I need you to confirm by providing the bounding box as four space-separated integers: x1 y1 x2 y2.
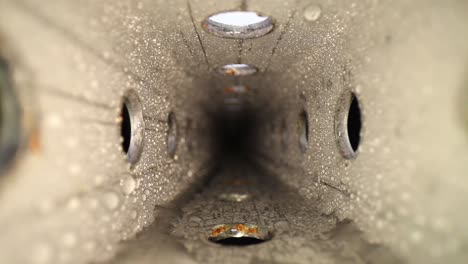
202 11 274 39
121 103 131 154
208 224 271 247
120 91 144 164
298 110 309 153
166 112 178 157
217 64 258 76
0 57 21 171
218 192 251 202
335 91 362 159
211 237 267 246
348 94 362 152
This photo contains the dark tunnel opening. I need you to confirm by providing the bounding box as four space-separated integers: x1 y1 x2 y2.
206 103 262 165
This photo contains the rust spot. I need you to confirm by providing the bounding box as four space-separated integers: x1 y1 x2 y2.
225 69 237 76
236 224 246 232
223 85 250 94
224 86 235 94
28 128 41 152
247 227 259 235
209 223 271 244
211 225 227 237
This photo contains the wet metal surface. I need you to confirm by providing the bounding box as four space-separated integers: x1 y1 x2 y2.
0 0 468 264
109 161 403 264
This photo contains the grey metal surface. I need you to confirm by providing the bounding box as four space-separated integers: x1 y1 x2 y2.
0 0 467 264
109 160 402 264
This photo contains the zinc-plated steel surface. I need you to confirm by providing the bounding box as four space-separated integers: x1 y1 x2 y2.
0 0 467 264
109 161 402 264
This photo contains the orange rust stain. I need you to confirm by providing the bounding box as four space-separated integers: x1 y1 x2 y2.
29 128 41 152
247 227 259 235
235 224 246 232
211 226 227 237
225 69 237 76
224 87 235 94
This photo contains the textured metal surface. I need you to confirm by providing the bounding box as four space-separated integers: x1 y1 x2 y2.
109 161 403 264
0 0 467 264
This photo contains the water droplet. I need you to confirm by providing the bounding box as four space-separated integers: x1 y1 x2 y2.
102 192 120 210
38 200 54 213
130 210 138 219
135 178 141 189
189 215 202 223
32 243 53 264
62 232 77 248
121 176 136 195
303 4 322 22
83 241 96 252
94 175 105 186
66 197 80 211
410 230 423 243
89 198 99 209
68 164 81 175
376 220 384 229
274 221 290 232
45 114 62 128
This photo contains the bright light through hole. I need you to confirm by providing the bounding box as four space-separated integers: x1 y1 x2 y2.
218 64 257 76
209 11 269 27
203 11 274 39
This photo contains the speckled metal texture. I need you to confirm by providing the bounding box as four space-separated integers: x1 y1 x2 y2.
0 0 467 264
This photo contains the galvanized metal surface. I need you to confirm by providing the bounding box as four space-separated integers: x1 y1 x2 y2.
0 0 467 263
